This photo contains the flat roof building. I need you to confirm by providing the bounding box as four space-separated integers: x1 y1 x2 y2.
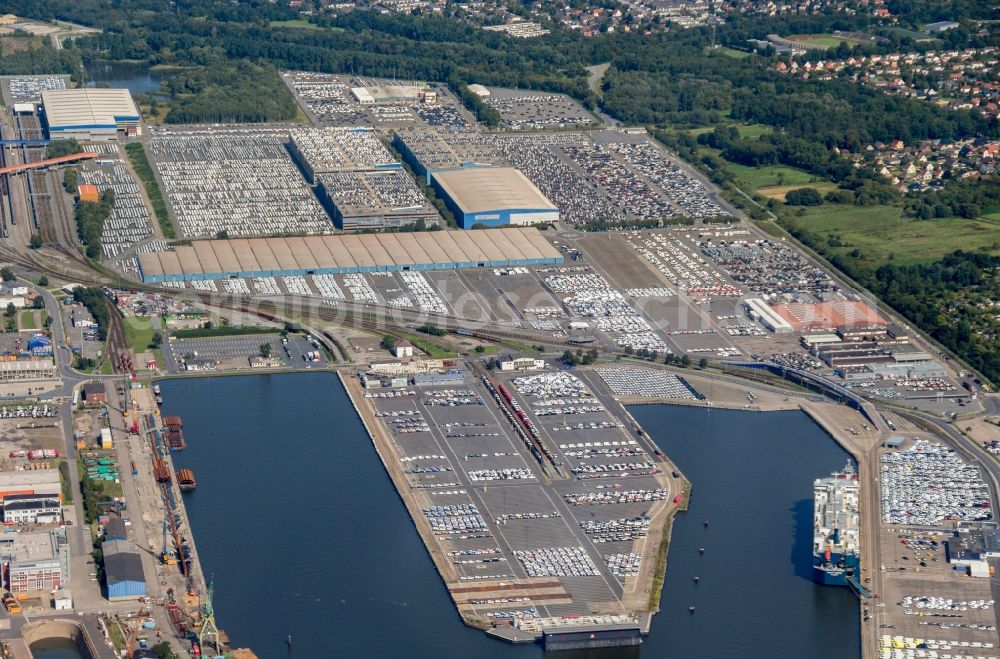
0 360 56 383
138 227 563 282
498 357 545 371
41 88 140 142
924 20 960 33
431 167 558 229
0 529 70 593
0 469 61 500
946 526 1000 565
744 298 794 334
350 83 435 105
772 301 886 333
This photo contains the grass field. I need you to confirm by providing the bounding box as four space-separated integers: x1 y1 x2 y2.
758 182 838 201
123 316 154 351
271 19 322 30
18 310 39 330
787 34 859 48
401 332 457 359
718 47 750 58
796 204 1000 265
736 124 773 139
727 162 818 189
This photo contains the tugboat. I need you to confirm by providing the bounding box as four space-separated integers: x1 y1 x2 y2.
813 461 861 586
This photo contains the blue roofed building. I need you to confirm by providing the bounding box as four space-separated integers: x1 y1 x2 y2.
103 540 146 601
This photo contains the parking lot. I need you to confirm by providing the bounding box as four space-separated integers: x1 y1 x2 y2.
0 74 68 105
881 438 992 526
78 145 157 261
364 368 675 622
165 333 321 372
283 72 471 130
147 126 332 238
483 88 596 130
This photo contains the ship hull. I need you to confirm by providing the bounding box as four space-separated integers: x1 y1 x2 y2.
813 552 860 586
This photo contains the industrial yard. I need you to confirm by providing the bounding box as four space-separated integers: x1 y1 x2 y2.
344 361 686 644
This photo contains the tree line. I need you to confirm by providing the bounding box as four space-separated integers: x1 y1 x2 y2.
75 189 114 259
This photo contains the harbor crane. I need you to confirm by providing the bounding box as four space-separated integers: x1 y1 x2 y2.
198 576 223 656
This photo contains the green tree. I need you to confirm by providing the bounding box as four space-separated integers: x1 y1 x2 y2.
45 138 82 159
259 343 272 358
29 234 42 249
0 267 14 282
63 168 78 194
784 188 824 206
37 275 48 287
32 296 45 310
5 303 15 318
382 335 396 351
680 354 691 368
698 357 708 369
150 641 179 659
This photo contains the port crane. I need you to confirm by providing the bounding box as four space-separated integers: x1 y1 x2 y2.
198 576 222 656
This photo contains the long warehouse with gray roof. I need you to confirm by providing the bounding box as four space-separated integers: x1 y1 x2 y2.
138 227 563 282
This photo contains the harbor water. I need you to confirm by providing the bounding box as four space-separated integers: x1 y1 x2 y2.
629 405 861 658
161 374 858 658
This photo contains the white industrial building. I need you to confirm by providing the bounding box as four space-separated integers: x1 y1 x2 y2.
498 357 545 371
393 340 414 358
744 298 794 334
41 88 141 142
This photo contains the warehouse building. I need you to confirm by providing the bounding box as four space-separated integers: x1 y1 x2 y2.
772 301 886 333
315 170 440 231
0 360 56 383
288 128 400 183
413 371 467 386
498 357 545 371
138 226 563 282
743 298 794 334
103 540 146 601
430 167 558 228
40 88 140 142
0 469 61 500
350 83 437 105
0 529 70 593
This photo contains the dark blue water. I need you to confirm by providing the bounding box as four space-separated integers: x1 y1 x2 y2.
630 405 860 658
161 375 858 658
85 62 164 95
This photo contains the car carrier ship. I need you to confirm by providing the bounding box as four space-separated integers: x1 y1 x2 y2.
813 461 861 587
